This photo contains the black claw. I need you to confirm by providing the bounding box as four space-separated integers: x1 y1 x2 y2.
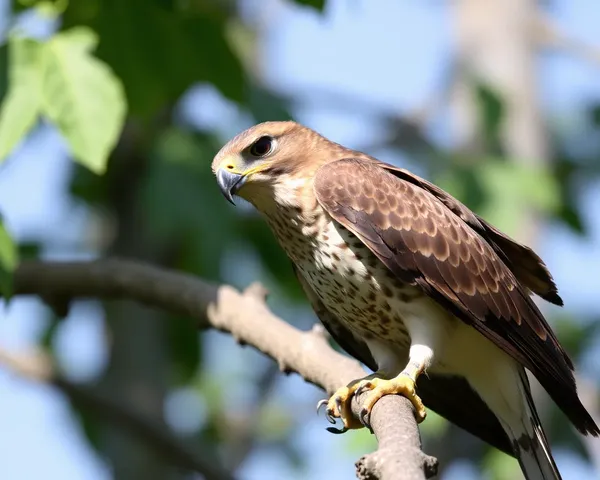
326 426 348 434
355 382 371 398
317 399 336 424
316 399 328 414
325 409 336 424
360 407 372 431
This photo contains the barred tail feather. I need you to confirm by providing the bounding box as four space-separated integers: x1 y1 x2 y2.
513 370 561 480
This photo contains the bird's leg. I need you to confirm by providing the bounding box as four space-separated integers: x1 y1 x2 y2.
355 345 432 429
317 372 386 433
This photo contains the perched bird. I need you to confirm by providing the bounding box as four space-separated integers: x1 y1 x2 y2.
212 121 598 480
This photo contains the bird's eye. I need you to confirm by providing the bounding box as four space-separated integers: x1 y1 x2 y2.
249 136 274 157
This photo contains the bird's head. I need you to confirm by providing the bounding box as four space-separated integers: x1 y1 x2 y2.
212 121 334 207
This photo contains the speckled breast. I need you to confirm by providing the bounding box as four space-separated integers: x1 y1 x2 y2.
265 204 417 345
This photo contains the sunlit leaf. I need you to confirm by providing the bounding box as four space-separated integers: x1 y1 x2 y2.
0 36 44 164
41 27 126 174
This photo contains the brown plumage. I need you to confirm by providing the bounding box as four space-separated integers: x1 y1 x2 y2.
213 121 598 479
313 159 590 430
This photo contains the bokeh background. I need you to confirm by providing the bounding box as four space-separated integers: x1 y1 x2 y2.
0 0 599 479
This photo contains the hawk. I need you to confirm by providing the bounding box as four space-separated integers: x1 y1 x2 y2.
212 121 598 480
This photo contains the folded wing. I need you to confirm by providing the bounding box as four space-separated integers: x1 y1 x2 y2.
313 158 598 436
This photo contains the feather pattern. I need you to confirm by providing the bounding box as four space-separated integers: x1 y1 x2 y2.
313 158 598 436
293 263 514 455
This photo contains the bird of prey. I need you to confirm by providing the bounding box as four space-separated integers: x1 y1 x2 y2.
212 121 599 480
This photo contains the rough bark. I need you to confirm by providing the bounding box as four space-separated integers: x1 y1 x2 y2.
10 258 438 480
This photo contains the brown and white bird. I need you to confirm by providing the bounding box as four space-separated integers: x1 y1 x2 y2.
212 121 599 480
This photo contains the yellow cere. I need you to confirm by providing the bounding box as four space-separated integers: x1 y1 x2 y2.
220 160 267 178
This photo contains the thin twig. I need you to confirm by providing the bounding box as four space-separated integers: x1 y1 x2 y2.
535 14 600 67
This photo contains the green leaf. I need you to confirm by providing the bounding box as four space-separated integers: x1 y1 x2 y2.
0 219 18 297
40 27 127 174
0 36 44 164
291 0 326 11
62 0 244 117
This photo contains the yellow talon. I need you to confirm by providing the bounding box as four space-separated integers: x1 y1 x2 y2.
356 375 427 429
327 385 363 431
317 371 427 432
317 373 382 432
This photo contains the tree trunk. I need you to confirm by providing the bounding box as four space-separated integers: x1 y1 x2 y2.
438 0 551 477
98 126 175 480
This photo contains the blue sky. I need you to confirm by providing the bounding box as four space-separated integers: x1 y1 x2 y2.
1 0 599 479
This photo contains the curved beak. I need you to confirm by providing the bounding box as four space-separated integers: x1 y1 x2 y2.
216 168 246 205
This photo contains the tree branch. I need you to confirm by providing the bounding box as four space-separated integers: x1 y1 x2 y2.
534 14 600 67
10 258 438 480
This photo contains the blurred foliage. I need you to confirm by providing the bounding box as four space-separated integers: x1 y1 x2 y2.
293 0 326 10
61 0 245 117
0 216 17 297
0 0 305 476
474 83 504 154
0 0 599 479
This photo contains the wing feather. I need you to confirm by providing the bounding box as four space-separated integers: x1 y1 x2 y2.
380 164 563 305
313 158 598 436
